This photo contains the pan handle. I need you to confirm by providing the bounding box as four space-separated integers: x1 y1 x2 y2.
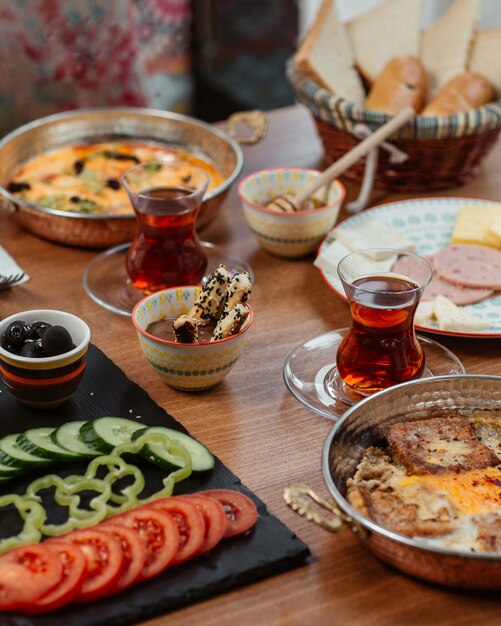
226 110 267 145
284 483 349 532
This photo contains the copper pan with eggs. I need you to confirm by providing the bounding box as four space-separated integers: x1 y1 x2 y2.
0 107 247 248
285 375 501 589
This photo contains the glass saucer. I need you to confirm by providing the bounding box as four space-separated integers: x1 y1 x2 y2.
83 241 254 317
283 328 466 421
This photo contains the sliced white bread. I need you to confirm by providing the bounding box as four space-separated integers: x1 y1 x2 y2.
468 29 501 98
421 0 481 97
294 0 365 103
346 0 422 85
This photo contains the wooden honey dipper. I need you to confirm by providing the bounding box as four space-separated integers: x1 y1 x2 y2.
267 107 415 212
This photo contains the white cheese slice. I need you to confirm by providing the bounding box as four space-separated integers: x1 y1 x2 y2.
434 295 490 332
332 219 416 260
415 300 436 326
314 240 397 276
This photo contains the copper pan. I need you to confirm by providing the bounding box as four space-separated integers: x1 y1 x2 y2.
0 108 264 249
285 375 501 589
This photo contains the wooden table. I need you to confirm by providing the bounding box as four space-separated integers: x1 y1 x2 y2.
1 105 500 626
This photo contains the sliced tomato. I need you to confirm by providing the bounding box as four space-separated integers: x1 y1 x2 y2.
178 494 227 554
201 489 258 538
98 523 146 591
62 528 125 603
108 507 179 580
0 544 63 611
148 497 205 564
26 541 87 614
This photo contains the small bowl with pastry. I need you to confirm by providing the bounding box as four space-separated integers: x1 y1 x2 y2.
284 374 501 590
287 0 501 192
132 265 253 391
238 167 345 258
0 309 91 408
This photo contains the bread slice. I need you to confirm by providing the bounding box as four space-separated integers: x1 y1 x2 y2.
384 416 500 475
294 0 365 103
421 0 481 97
346 0 422 85
468 29 501 97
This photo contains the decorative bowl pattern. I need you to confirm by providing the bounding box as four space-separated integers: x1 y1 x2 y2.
132 287 253 391
0 310 91 408
238 167 345 258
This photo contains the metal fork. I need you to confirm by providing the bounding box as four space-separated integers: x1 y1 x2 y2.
0 272 25 290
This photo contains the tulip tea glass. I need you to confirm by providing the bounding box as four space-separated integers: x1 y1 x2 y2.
122 162 209 294
283 248 465 420
336 250 432 395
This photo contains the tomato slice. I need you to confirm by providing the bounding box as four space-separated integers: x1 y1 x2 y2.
201 489 258 538
98 523 146 591
0 544 63 611
108 507 179 580
178 494 227 554
148 497 205 564
26 541 87 613
63 528 125 603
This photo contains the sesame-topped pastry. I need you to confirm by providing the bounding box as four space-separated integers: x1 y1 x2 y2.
173 315 199 343
220 272 252 318
188 264 232 325
211 304 249 341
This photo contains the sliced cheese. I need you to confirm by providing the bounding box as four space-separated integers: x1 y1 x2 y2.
451 204 501 249
415 300 436 326
331 218 416 259
434 295 489 332
314 239 397 276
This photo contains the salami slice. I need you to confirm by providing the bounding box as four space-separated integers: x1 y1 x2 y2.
433 244 501 290
391 253 494 305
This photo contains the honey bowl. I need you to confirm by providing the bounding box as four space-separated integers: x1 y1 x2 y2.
238 167 345 258
0 309 91 409
132 286 253 391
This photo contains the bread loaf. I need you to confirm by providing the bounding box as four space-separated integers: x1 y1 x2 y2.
294 0 365 103
421 71 495 117
365 56 428 114
346 0 422 86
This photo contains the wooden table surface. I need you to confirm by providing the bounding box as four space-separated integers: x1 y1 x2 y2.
1 105 501 626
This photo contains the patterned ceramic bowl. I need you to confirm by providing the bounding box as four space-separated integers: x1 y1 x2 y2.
132 286 253 391
0 309 91 409
238 167 345 258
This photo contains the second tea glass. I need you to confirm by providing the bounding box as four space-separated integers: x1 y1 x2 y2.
122 161 209 294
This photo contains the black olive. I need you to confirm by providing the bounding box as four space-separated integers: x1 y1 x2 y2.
106 178 120 190
31 321 52 339
19 339 44 358
41 325 74 357
7 181 31 193
4 320 31 350
105 152 140 163
73 160 85 174
70 196 81 203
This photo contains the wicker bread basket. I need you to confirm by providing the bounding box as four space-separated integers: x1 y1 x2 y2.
286 59 501 192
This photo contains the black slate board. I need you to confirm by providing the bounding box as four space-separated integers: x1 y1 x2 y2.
0 344 310 626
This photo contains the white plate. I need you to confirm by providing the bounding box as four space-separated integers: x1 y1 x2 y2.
317 197 501 339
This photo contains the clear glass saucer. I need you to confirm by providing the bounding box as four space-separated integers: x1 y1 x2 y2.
83 241 254 316
283 328 466 421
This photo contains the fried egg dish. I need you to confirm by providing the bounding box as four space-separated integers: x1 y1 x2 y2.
347 412 501 552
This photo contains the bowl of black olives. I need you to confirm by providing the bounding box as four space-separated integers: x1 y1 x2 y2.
0 309 91 408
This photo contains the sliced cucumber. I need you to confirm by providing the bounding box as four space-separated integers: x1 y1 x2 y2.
51 421 102 458
80 417 145 453
0 460 24 478
17 427 83 461
0 434 52 468
131 426 215 472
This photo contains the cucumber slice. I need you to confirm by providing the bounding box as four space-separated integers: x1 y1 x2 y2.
0 460 23 478
51 421 102 458
80 417 145 453
131 426 215 472
18 427 83 461
0 434 52 468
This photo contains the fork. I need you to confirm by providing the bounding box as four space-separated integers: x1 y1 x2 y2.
0 272 25 290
